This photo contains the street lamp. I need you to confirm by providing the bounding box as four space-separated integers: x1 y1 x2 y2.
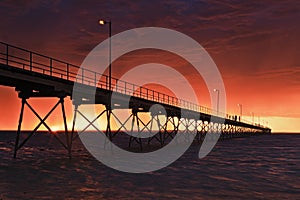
213 89 219 115
99 19 112 91
237 104 242 121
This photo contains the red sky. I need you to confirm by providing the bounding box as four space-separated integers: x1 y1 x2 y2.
0 1 299 132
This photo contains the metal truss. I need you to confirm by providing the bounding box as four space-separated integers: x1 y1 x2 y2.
14 100 270 157
14 96 71 158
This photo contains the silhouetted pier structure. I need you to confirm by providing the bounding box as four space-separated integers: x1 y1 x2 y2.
0 42 271 158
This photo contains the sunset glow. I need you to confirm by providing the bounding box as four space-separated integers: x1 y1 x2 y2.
0 1 299 133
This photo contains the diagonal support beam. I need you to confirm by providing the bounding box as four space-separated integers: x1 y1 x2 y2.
128 112 142 150
111 112 133 138
14 97 69 158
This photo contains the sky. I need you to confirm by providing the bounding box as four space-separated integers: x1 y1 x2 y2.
0 0 300 132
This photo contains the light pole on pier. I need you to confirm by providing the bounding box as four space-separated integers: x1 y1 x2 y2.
237 104 243 121
99 19 112 91
213 89 219 115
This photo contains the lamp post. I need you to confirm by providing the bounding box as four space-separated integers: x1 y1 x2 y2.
99 19 112 91
213 89 219 115
237 104 242 121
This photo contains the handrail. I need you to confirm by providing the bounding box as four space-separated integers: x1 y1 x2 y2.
0 41 268 128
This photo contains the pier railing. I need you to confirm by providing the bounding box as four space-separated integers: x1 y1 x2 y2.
0 42 266 127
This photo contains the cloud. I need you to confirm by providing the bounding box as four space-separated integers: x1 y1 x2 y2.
0 0 300 129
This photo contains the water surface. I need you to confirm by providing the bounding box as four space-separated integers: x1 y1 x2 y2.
0 132 299 199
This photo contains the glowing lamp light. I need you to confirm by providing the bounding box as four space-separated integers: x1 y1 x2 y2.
99 20 106 25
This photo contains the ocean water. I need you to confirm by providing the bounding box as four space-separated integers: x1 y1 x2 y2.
0 132 299 200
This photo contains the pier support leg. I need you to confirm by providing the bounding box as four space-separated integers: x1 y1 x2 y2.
148 115 165 147
129 111 142 151
61 98 71 159
106 108 112 140
14 98 26 158
70 104 78 158
13 96 70 158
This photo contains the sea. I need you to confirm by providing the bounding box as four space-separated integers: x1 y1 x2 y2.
0 132 299 200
